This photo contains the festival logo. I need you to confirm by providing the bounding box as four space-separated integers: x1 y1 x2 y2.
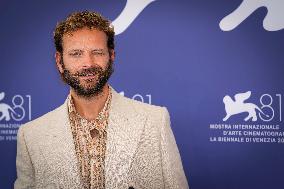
223 91 269 122
119 91 152 104
0 92 32 141
220 0 284 31
0 92 20 122
209 91 283 144
112 0 156 35
0 92 32 122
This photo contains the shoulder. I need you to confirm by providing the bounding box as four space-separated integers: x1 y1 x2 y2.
119 95 169 121
19 102 66 134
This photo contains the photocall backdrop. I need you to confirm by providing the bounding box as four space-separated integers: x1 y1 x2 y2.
1 0 284 188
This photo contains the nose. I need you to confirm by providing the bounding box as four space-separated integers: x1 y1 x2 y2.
82 53 94 68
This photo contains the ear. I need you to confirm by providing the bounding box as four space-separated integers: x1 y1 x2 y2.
109 49 115 63
55 51 64 73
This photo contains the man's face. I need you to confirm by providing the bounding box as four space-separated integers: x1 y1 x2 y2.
56 28 114 98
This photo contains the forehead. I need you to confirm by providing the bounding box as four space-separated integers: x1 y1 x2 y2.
62 27 108 50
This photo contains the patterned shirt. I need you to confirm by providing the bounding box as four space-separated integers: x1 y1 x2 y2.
67 88 112 189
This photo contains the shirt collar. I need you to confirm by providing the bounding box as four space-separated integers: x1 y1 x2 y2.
67 85 112 124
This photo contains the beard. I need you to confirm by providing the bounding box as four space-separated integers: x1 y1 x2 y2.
59 58 114 99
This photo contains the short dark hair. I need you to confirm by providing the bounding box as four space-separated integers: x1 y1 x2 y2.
53 10 115 53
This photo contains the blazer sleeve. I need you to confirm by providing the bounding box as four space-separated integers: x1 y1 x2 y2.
160 107 189 189
14 126 35 189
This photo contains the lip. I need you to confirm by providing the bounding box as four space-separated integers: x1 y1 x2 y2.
80 75 97 79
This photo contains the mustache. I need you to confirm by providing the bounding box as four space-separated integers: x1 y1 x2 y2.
72 66 103 77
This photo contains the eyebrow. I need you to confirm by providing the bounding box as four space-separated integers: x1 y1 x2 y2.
67 49 83 53
91 49 104 52
67 48 105 53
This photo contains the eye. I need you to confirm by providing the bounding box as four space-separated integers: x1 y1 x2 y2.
93 51 105 56
69 52 82 57
91 49 107 56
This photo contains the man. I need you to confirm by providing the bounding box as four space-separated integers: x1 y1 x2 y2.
14 11 188 189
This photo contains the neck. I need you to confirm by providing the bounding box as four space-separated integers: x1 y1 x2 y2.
70 84 109 121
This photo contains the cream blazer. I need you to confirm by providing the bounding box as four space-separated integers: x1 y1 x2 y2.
14 87 189 189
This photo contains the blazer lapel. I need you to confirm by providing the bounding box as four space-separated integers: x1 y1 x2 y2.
105 87 147 188
39 99 84 188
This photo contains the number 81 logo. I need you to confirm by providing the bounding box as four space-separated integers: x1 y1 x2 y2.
258 94 282 122
0 92 31 122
